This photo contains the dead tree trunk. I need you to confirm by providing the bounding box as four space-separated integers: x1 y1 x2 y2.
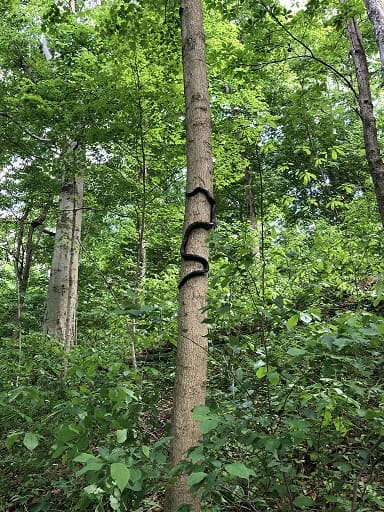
346 17 384 227
164 1 214 511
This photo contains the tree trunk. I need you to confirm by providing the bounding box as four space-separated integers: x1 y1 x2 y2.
44 147 83 351
244 166 259 256
19 204 50 302
165 1 214 511
363 0 384 79
346 17 384 227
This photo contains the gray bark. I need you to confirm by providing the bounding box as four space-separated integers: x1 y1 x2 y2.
44 146 84 351
346 17 384 227
363 0 384 79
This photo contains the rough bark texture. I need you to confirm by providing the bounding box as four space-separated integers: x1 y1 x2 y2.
346 17 384 227
364 0 384 79
44 162 83 352
164 1 213 511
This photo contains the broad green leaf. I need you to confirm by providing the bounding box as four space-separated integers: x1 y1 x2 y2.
286 314 299 330
256 366 267 379
293 495 314 507
267 372 280 385
141 445 150 458
5 432 22 450
200 417 219 434
23 432 39 451
225 462 255 479
192 406 210 420
189 447 203 464
73 453 95 463
111 463 130 492
130 467 142 483
76 461 104 476
116 429 127 444
335 462 352 474
188 472 207 486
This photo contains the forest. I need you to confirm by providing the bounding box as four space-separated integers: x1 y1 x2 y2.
1 0 384 510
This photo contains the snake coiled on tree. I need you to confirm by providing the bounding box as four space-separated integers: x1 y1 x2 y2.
178 187 216 289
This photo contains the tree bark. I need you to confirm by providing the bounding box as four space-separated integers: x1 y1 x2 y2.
363 0 384 79
44 145 84 351
165 1 214 511
346 17 384 227
19 204 50 302
244 166 259 257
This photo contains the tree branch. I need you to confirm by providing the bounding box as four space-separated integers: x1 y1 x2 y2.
0 111 52 143
258 1 359 100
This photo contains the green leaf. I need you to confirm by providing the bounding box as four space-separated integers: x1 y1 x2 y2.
192 406 210 420
293 495 314 507
200 417 219 434
287 347 307 356
189 447 203 464
256 366 267 379
23 432 39 451
130 467 142 483
335 462 352 474
188 472 207 486
224 462 255 480
267 371 280 385
141 445 150 458
286 314 299 330
5 432 22 450
76 461 104 476
111 463 130 492
116 429 127 444
73 453 95 463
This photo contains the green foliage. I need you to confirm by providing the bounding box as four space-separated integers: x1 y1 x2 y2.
1 0 384 510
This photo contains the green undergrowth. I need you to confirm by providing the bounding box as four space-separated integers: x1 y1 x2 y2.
1 217 383 511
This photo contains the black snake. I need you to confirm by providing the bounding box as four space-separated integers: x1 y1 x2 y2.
178 187 216 289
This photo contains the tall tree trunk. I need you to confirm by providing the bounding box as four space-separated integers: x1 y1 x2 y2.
165 1 214 511
363 0 384 79
346 17 384 227
44 145 84 351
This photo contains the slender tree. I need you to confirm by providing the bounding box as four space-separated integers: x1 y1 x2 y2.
244 166 259 257
345 15 384 227
363 0 384 79
165 0 214 510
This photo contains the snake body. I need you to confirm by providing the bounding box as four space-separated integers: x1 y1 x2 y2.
178 187 216 289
